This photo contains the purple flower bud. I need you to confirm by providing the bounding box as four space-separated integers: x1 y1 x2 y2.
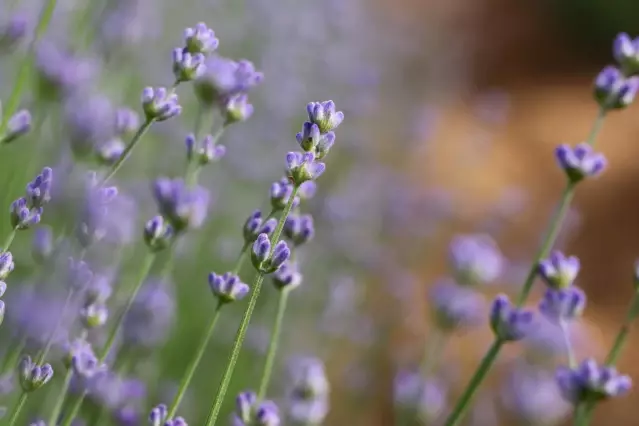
298 181 317 200
272 261 302 291
555 143 606 183
141 87 182 122
0 14 28 50
68 257 93 291
490 294 534 341
1 109 31 144
114 107 140 137
0 252 14 280
556 358 632 404
84 275 113 306
149 404 168 426
152 178 210 232
243 210 277 244
593 65 639 109
26 167 53 209
236 391 257 422
19 355 54 392
172 48 206 83
184 22 219 55
316 132 335 159
288 357 329 400
31 226 53 265
283 213 315 246
194 56 263 106
429 279 485 332
223 93 254 124
270 179 300 211
306 100 344 134
62 338 94 369
613 33 639 75
80 303 109 329
209 272 249 303
537 251 580 290
96 138 125 166
144 216 174 252
10 197 41 230
185 134 224 165
252 233 271 267
448 234 504 286
539 287 586 323
270 241 291 271
165 417 188 426
286 151 326 184
255 401 280 426
296 122 321 152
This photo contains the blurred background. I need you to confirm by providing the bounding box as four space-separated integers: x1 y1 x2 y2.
1 0 639 425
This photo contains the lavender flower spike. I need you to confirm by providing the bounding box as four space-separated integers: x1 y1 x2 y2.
194 56 263 106
165 418 188 426
236 391 257 423
538 251 580 289
272 261 303 291
255 401 281 426
539 287 586 323
555 143 606 183
613 33 639 75
593 65 639 109
19 355 54 392
286 151 326 185
1 109 31 144
306 101 344 134
141 87 182 122
490 294 534 341
152 177 210 232
26 167 53 208
270 178 300 211
10 197 42 230
223 93 254 124
184 22 219 55
283 213 315 246
209 272 249 303
556 358 632 404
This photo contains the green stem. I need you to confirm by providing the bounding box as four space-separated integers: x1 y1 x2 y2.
560 320 577 368
36 290 74 365
204 186 300 426
100 119 154 184
58 253 155 426
0 0 58 140
420 330 446 377
257 289 290 401
2 229 16 252
47 367 73 426
6 392 28 426
167 302 224 418
443 108 607 426
443 339 504 426
1 337 24 373
231 244 249 275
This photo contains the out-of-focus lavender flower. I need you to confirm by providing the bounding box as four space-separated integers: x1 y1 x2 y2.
270 178 300 211
64 95 114 159
284 213 315 246
286 152 326 185
172 48 206 83
26 167 53 209
96 137 126 165
114 108 140 138
556 358 632 404
35 43 99 99
71 349 107 392
122 278 175 348
31 225 53 264
194 56 263 107
288 357 330 400
298 181 317 201
0 282 5 298
184 22 219 55
0 252 14 280
223 93 255 124
63 339 94 369
288 398 329 426
141 87 182 122
272 261 303 291
144 216 174 252
538 251 580 290
208 271 249 303
185 133 226 165
1 109 31 144
19 355 54 392
153 178 210 232
80 303 109 329
393 371 447 423
555 143 606 183
164 417 188 426
593 65 639 109
243 210 277 244
68 257 93 292
10 198 41 230
613 33 639 74
254 400 281 426
0 14 28 50
429 279 486 332
502 362 571 426
448 234 504 286
149 403 168 426
539 287 587 323
306 101 344 134
236 391 257 423
490 294 534 341
89 373 146 412
251 234 290 273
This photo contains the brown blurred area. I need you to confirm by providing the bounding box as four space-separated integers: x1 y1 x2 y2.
362 0 639 424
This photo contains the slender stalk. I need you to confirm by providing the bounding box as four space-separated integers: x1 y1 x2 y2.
2 229 16 251
58 253 155 426
36 290 74 364
46 367 73 426
6 391 28 426
205 186 300 426
257 289 290 401
100 119 154 184
232 244 249 275
420 330 446 377
0 0 58 140
1 336 25 373
560 320 577 368
167 302 224 418
443 109 607 426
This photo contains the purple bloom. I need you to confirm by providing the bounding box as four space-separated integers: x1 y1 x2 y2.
63 338 94 369
194 56 263 106
286 151 326 184
2 109 31 144
295 122 321 152
555 143 606 183
80 303 109 329
537 251 580 290
429 279 485 332
122 278 175 348
19 355 54 392
141 87 181 122
270 178 300 211
26 167 53 209
172 48 206 83
613 33 639 74
64 95 114 159
31 226 53 265
152 177 210 232
272 261 303 291
539 287 586 323
251 235 290 273
114 107 140 137
96 138 126 166
448 234 504 286
306 100 344 134
0 252 14 280
223 93 255 124
149 403 168 426
556 358 632 404
185 133 225 165
184 22 219 55
490 294 534 341
593 65 639 109
243 210 278 244
144 215 174 252
208 272 249 303
283 213 315 246
35 43 99 99
10 197 41 230
0 14 28 50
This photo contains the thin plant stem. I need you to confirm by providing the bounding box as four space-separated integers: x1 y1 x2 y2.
205 186 300 426
420 330 446 377
6 391 28 426
0 0 58 140
47 367 73 426
36 289 74 364
167 301 224 418
58 253 156 426
443 108 607 426
1 336 25 373
100 119 155 184
560 320 577 368
257 289 290 401
2 229 16 251
232 243 250 275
